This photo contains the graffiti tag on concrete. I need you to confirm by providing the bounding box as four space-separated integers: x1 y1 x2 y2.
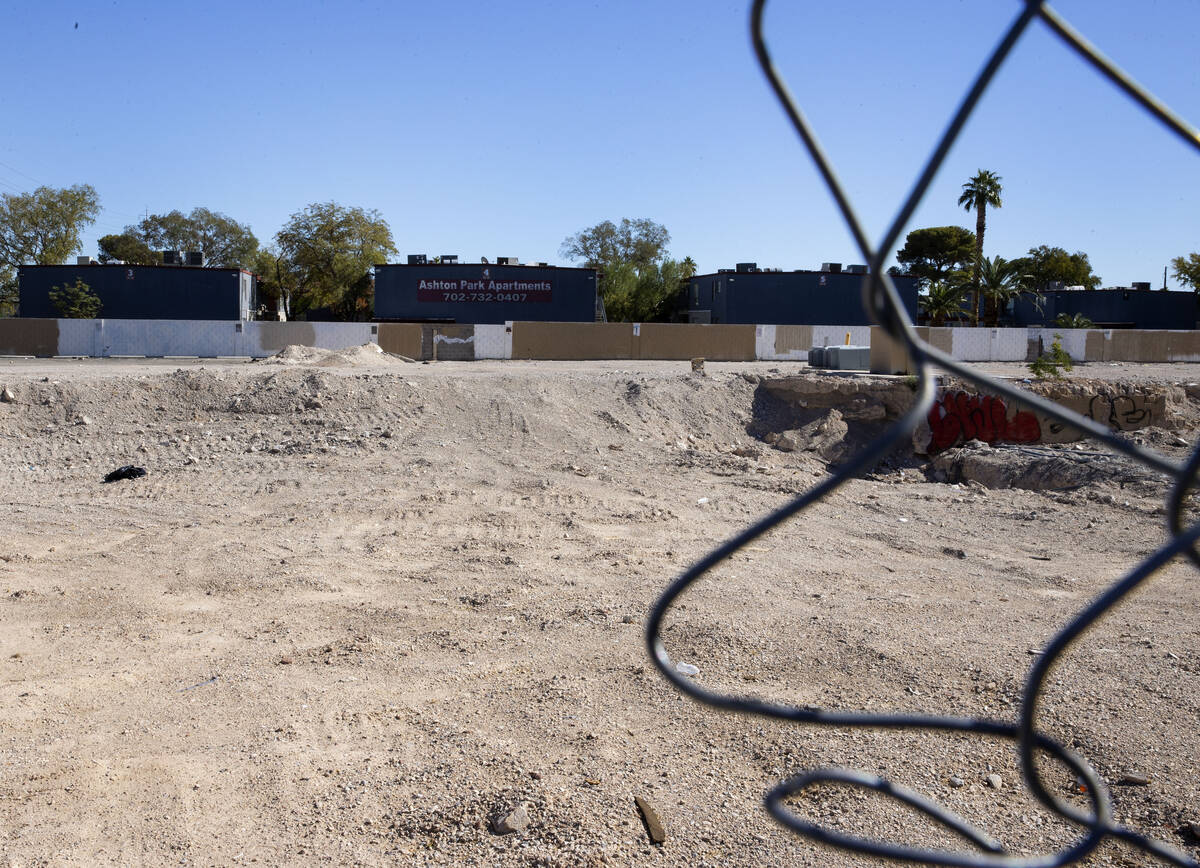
926 388 1162 452
927 392 1041 452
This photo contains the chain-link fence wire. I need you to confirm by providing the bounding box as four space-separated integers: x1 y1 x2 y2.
646 2 1200 865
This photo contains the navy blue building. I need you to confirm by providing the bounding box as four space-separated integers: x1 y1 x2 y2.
19 263 255 320
686 264 919 325
373 261 597 323
1010 288 1197 329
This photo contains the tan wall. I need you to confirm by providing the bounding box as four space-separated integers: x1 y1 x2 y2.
512 322 635 360
425 325 475 361
635 323 756 361
1104 330 1169 362
773 325 813 357
254 322 317 353
376 323 422 359
869 326 934 374
1166 331 1200 361
0 319 59 356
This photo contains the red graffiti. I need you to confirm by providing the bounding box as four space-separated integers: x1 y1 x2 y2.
928 392 1041 452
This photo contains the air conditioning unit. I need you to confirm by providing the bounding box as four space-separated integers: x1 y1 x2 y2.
717 268 734 273
735 262 757 273
162 250 182 265
186 250 204 266
76 256 96 265
440 255 459 264
497 256 519 265
845 264 868 274
1131 281 1151 291
820 262 842 273
407 254 427 265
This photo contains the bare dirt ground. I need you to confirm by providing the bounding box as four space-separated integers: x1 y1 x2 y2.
0 352 1197 867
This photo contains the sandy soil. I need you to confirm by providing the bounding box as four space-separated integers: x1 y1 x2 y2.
0 352 1197 867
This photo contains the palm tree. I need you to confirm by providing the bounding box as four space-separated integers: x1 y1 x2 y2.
958 169 1003 325
920 280 967 327
976 256 1025 327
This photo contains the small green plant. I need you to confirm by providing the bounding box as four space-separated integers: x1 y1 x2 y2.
48 278 102 318
1028 333 1073 379
1054 312 1095 329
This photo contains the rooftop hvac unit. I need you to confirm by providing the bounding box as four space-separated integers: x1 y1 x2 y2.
407 254 427 265
76 256 96 265
186 250 204 267
1131 281 1151 291
1047 280 1065 291
440 255 459 264
717 268 734 273
845 264 868 274
497 256 519 265
735 262 757 273
820 262 842 273
162 250 182 265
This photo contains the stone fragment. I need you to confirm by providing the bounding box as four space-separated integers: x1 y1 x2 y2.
1115 773 1151 786
690 357 705 375
941 547 967 559
492 803 529 835
774 433 797 452
949 776 965 788
634 795 666 844
0 387 14 403
986 774 1003 789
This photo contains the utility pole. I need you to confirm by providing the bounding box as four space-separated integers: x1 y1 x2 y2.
1164 265 1168 291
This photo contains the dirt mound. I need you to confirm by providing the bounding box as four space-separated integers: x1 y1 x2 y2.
262 342 410 367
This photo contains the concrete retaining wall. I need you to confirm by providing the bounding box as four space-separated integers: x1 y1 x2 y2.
4 317 1200 364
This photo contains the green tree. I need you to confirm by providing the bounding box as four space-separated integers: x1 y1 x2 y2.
251 245 301 319
0 271 16 317
561 218 678 320
1011 245 1101 292
1171 253 1200 292
48 278 102 318
560 218 670 273
976 255 1033 327
894 225 976 286
600 258 689 322
958 169 1003 325
98 233 160 265
0 184 100 270
125 207 258 268
919 280 967 327
1055 312 1095 329
275 202 397 320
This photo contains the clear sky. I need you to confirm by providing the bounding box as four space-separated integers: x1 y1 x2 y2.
3 1 1198 287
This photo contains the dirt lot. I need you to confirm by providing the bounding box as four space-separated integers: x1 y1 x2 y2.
0 352 1197 867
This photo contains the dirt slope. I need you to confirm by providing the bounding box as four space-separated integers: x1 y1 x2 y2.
0 357 1197 867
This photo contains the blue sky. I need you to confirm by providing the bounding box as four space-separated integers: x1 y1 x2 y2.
4 1 1198 288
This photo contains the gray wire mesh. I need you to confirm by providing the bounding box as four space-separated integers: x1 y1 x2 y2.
646 2 1200 865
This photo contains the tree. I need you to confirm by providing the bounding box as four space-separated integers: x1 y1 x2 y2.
251 245 301 319
598 258 691 322
1171 253 1200 292
894 226 976 287
1055 312 1095 329
98 233 160 265
48 278 102 318
0 184 100 271
976 255 1033 327
560 218 680 321
958 170 1003 325
1011 245 1101 292
560 218 670 273
274 202 397 320
920 280 967 327
125 207 258 268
